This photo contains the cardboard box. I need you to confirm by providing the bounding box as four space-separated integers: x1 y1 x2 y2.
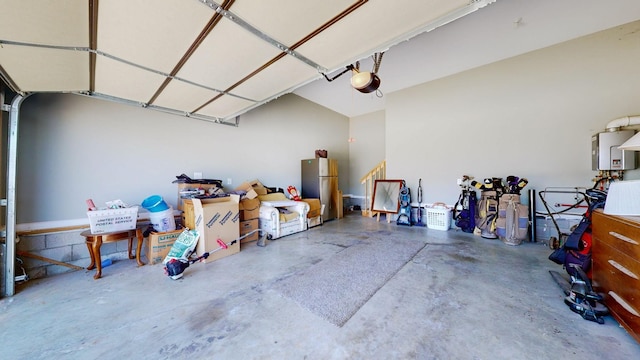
301 198 321 218
184 195 240 263
239 197 260 220
308 216 322 228
177 183 222 210
235 179 267 197
240 219 259 243
146 228 184 265
234 181 258 199
249 179 268 195
87 206 138 234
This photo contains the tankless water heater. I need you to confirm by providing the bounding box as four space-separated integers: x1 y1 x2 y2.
591 130 636 171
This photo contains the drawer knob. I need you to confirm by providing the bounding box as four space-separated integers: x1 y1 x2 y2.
609 231 639 245
608 259 639 280
609 291 640 317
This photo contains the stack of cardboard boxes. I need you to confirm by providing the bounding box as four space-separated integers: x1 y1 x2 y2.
235 180 265 244
182 196 240 263
144 182 221 265
144 179 280 265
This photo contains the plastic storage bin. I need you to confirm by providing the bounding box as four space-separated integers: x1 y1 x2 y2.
87 206 139 234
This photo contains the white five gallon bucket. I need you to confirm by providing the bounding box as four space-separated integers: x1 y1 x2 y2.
149 206 176 233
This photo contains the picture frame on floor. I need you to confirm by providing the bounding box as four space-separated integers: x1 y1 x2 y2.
371 179 402 214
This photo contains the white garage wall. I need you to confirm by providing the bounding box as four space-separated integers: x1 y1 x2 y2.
348 110 385 196
17 93 349 224
385 20 640 207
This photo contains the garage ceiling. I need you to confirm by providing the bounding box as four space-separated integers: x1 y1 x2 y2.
0 0 497 125
297 0 640 118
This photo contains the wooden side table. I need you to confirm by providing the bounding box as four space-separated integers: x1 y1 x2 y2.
81 228 145 279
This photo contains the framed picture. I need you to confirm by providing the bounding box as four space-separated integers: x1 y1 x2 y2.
371 179 403 213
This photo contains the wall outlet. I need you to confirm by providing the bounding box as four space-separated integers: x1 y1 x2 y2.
194 172 203 179
227 178 232 185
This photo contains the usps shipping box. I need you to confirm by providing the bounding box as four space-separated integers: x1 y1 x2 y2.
188 195 240 264
87 206 138 234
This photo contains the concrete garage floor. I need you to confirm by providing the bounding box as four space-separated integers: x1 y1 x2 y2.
1 214 639 360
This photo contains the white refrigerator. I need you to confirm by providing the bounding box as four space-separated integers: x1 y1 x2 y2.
301 158 339 221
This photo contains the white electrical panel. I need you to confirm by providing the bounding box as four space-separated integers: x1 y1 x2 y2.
591 130 636 170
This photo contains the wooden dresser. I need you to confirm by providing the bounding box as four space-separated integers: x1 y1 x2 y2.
592 209 640 343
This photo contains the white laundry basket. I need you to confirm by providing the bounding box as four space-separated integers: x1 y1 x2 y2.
426 202 452 231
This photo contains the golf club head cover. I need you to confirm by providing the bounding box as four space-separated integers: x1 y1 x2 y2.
517 178 528 189
492 178 504 190
586 188 607 204
470 180 485 190
483 178 494 190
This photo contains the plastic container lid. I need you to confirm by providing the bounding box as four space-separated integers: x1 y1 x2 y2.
141 195 169 212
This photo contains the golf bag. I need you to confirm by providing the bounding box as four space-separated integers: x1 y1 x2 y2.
475 190 499 239
397 180 412 226
453 189 477 233
496 194 529 245
548 188 607 278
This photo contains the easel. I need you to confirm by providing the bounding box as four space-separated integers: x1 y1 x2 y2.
372 211 392 223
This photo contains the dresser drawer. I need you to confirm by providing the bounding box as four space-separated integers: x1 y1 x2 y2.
592 209 640 344
592 245 640 310
604 289 640 342
592 210 640 259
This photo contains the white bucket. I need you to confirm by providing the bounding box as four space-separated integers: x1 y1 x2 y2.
149 206 176 233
